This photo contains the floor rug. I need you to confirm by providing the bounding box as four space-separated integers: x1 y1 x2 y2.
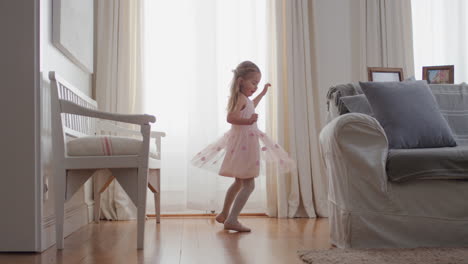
298 248 468 264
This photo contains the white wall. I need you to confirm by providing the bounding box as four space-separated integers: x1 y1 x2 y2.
40 0 94 251
0 0 41 252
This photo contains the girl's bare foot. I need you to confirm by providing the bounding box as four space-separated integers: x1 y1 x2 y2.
215 214 226 224
224 220 251 232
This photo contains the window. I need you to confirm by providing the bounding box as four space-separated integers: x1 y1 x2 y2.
143 0 271 213
412 0 468 83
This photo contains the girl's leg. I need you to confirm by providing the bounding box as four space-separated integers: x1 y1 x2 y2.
224 178 255 232
215 178 242 223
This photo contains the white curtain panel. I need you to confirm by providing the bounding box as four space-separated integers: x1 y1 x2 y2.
412 0 468 83
143 0 271 213
267 0 325 218
95 0 144 220
358 0 415 80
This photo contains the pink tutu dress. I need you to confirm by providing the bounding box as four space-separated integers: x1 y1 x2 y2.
191 97 295 179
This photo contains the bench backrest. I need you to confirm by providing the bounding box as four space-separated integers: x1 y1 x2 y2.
50 72 98 139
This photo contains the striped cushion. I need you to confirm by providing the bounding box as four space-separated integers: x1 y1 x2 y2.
431 83 468 146
67 136 158 159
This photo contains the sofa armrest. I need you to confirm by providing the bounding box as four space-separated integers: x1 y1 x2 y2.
320 113 392 211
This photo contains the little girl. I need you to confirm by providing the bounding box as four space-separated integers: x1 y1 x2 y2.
191 61 295 232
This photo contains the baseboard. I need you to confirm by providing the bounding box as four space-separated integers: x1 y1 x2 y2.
41 202 93 251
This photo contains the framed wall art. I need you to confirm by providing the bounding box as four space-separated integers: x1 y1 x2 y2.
52 0 94 73
422 65 454 84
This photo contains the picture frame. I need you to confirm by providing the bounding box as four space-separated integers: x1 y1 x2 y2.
367 67 404 82
52 0 94 73
422 65 454 84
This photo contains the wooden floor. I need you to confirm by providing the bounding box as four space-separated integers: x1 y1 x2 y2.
0 217 331 264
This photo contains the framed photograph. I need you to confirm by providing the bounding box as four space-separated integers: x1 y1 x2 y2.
422 65 454 84
367 67 404 82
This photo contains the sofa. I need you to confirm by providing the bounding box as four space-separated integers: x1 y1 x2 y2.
320 81 468 248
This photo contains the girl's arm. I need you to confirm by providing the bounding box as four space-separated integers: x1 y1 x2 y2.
227 96 258 125
253 83 271 107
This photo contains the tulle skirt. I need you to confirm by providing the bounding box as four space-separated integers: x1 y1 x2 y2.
191 126 296 179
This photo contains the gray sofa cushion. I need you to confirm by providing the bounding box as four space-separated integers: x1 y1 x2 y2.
340 94 373 116
360 80 457 149
327 78 417 117
387 146 468 182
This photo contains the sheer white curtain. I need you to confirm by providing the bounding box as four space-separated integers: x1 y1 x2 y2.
412 0 468 83
143 0 271 213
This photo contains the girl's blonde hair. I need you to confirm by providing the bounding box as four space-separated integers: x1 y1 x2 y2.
227 61 261 113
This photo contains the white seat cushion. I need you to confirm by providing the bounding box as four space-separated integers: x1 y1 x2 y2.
67 136 159 160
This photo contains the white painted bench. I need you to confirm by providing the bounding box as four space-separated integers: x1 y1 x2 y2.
49 71 164 249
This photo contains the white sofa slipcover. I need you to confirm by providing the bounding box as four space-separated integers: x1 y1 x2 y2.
320 113 468 248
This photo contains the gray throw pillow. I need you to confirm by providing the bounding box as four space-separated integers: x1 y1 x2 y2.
359 80 457 149
340 94 373 116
